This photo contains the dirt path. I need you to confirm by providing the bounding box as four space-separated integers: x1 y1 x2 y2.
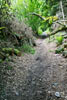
0 39 67 100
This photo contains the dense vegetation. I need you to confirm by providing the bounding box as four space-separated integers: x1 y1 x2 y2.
11 0 59 33
0 0 67 62
0 0 67 99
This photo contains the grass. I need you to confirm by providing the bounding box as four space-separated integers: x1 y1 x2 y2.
20 43 35 54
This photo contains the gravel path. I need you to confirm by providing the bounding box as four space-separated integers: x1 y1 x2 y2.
0 39 67 100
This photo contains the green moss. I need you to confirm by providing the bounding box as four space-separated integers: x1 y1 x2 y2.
2 48 21 56
2 48 13 54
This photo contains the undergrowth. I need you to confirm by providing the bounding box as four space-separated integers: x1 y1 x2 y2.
20 44 35 54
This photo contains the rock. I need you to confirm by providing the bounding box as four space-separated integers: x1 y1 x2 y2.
62 51 67 57
40 32 48 39
48 91 52 96
59 66 63 68
39 78 42 81
52 83 58 89
37 90 42 95
42 32 48 36
15 91 19 96
52 83 58 86
32 81 35 85
65 96 67 100
36 57 40 61
60 92 65 98
55 92 61 98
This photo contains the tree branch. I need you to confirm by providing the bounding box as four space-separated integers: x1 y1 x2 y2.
30 12 67 39
53 21 66 27
30 12 45 20
53 19 67 26
47 26 67 38
40 26 67 39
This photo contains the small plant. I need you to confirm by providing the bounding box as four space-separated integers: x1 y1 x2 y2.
55 47 64 54
22 44 35 54
55 36 64 45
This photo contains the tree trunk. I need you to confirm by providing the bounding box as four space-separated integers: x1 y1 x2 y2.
60 0 65 25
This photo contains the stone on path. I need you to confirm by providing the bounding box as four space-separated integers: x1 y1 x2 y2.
55 92 61 98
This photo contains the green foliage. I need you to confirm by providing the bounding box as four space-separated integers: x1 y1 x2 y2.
2 48 21 56
11 0 59 32
0 27 6 30
45 28 50 34
38 27 43 35
42 16 58 24
22 44 35 54
55 47 64 54
0 0 13 37
14 49 21 55
55 36 64 45
0 0 11 22
0 0 59 35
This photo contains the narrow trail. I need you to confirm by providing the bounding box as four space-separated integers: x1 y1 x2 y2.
1 39 67 100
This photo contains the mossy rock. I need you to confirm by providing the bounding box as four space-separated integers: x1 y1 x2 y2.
55 47 64 54
2 48 14 55
2 48 21 56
